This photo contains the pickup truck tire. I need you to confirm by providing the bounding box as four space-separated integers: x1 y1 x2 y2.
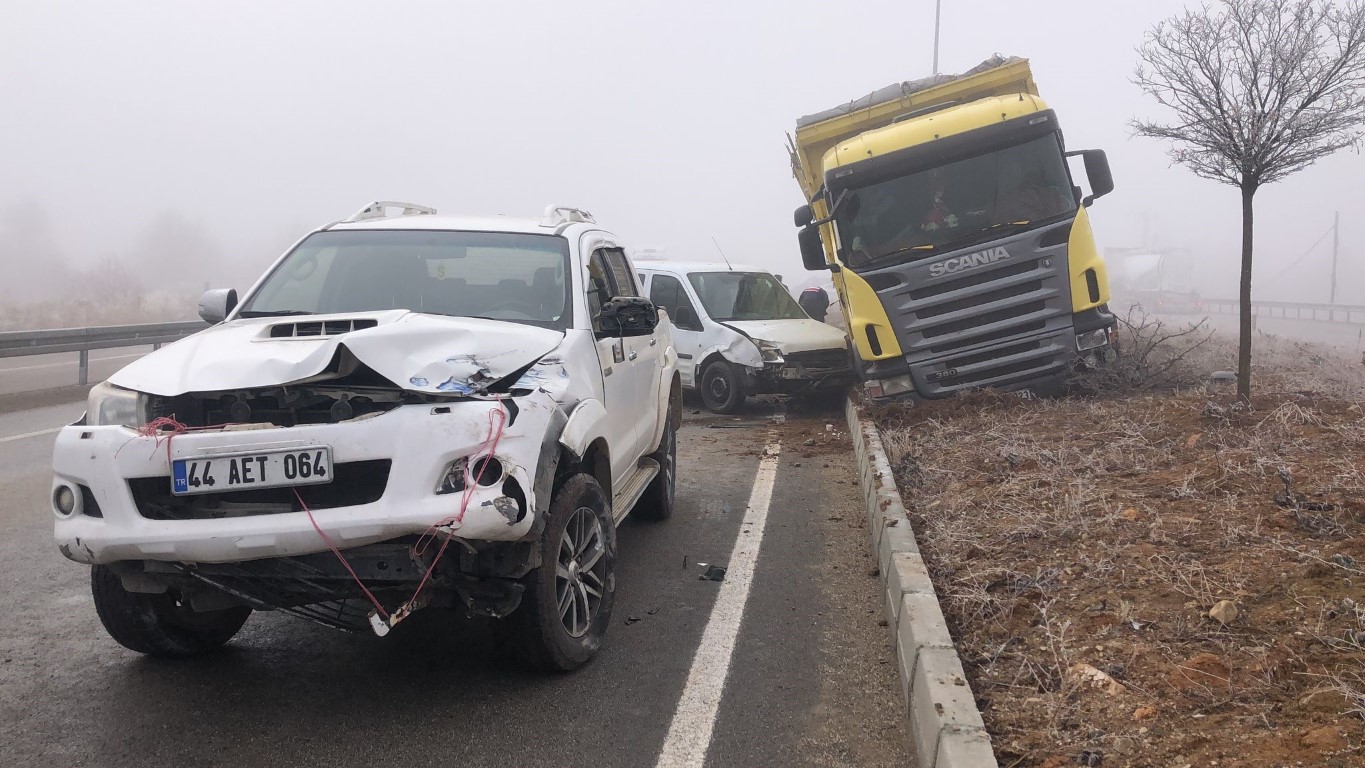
507 473 616 672
635 418 676 521
90 565 251 657
700 360 746 414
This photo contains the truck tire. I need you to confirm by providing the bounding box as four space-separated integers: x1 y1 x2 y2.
635 417 676 521
90 564 251 658
700 360 746 414
507 473 616 672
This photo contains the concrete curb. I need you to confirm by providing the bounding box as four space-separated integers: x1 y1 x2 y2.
846 398 998 768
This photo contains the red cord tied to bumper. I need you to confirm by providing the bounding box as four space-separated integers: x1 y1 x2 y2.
299 401 510 636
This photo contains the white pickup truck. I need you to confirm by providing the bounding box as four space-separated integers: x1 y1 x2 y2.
51 202 681 671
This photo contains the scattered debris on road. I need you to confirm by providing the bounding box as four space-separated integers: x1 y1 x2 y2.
699 564 727 582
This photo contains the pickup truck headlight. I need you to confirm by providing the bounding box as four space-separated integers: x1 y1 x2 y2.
754 340 785 363
87 382 150 428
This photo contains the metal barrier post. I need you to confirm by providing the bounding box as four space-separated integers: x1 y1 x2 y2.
78 350 89 386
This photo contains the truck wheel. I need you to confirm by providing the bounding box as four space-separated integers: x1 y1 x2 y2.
635 417 676 521
508 473 616 672
700 360 746 414
90 565 251 658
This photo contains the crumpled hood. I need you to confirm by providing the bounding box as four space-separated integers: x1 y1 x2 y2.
725 318 848 355
109 310 565 397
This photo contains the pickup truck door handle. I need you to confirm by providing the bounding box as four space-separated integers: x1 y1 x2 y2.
627 350 638 361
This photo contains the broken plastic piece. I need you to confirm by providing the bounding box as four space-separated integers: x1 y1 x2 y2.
700 564 727 582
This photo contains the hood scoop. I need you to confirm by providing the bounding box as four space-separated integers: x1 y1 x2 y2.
268 318 380 339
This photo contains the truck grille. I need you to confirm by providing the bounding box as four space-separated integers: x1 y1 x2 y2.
862 223 1075 398
128 460 391 520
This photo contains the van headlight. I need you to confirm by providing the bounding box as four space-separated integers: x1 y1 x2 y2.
754 340 785 363
87 382 150 428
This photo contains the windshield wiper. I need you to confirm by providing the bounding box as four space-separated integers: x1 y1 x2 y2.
933 220 1035 254
871 243 938 262
237 309 316 318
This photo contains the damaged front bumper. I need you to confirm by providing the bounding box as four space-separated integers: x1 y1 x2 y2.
747 349 855 395
53 394 559 566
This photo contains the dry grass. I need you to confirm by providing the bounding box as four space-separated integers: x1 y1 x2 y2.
872 335 1365 767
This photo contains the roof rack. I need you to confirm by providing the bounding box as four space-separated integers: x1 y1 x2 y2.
540 205 596 227
343 201 437 223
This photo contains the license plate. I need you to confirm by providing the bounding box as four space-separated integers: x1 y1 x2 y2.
171 448 333 496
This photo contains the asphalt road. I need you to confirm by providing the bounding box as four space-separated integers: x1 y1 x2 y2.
0 395 911 767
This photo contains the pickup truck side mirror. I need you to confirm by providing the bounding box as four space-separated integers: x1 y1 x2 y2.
198 288 238 324
599 296 659 338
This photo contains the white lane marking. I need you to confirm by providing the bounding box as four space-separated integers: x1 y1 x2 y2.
2 352 143 373
655 435 781 768
0 427 62 444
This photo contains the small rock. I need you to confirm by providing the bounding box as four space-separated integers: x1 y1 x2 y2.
1300 725 1346 751
1112 737 1135 755
1132 705 1157 721
868 567 880 577
1209 600 1239 625
803 438 816 446
1120 508 1140 522
1210 371 1237 383
1330 553 1357 568
624 616 640 625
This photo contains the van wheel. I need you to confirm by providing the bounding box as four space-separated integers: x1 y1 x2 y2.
701 360 746 414
635 417 676 521
507 474 616 672
90 565 251 657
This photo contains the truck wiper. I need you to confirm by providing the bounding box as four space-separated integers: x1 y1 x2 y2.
237 309 316 318
933 220 1034 254
871 243 937 261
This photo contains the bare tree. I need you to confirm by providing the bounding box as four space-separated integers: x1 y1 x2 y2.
1133 0 1365 399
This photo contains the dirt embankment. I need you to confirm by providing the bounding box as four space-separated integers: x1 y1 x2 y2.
873 337 1365 767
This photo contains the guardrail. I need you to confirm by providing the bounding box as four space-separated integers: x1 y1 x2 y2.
0 321 206 385
1198 298 1365 326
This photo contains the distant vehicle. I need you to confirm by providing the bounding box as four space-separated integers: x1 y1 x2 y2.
52 202 680 671
789 55 1119 401
637 261 853 414
1105 247 1204 315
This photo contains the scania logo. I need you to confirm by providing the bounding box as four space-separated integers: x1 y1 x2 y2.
928 247 1011 278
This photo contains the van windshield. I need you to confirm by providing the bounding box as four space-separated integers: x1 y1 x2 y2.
835 134 1076 268
237 230 572 330
687 272 806 322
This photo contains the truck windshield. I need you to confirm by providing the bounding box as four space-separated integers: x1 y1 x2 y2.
687 272 807 322
835 134 1076 269
238 230 572 330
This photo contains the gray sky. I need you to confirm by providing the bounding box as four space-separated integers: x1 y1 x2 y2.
3 0 1361 304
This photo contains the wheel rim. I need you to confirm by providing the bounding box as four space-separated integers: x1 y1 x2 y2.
556 506 606 638
706 370 730 403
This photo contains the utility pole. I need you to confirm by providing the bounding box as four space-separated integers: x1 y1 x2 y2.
933 0 942 75
1330 210 1339 305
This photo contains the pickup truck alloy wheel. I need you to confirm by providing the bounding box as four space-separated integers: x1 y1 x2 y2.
506 473 616 671
557 505 607 637
701 360 746 414
90 564 251 657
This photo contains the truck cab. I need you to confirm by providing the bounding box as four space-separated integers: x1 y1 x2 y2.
789 56 1118 400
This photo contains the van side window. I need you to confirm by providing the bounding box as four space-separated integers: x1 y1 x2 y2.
648 274 703 332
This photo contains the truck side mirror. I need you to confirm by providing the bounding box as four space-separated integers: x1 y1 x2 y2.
1077 150 1114 206
599 296 659 338
198 288 237 324
793 203 813 228
799 226 835 272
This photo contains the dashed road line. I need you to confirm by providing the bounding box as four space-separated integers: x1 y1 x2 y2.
0 427 62 445
655 433 781 768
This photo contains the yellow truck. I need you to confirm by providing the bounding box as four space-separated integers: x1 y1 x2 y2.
789 55 1117 400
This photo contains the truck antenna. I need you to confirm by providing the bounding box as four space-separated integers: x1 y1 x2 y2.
711 236 734 270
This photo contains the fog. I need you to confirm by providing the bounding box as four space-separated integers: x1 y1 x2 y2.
3 0 1362 317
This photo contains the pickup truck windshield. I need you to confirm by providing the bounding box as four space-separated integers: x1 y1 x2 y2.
836 134 1076 269
687 272 807 322
239 230 572 330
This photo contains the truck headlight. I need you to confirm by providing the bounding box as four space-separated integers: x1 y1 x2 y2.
87 382 150 428
754 340 785 363
1076 329 1111 352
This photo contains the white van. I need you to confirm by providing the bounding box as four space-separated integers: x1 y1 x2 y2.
637 261 852 413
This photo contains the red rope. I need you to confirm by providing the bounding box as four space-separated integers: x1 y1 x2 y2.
294 488 390 620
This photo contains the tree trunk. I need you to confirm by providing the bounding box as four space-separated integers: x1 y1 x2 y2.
1237 183 1256 401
